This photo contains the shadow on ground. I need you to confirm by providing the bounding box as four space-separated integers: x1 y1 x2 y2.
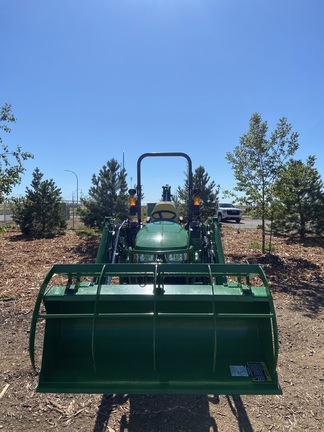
93 394 254 432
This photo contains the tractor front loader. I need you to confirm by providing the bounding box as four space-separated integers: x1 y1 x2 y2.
30 152 281 395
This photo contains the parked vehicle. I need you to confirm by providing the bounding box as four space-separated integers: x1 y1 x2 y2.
218 202 242 223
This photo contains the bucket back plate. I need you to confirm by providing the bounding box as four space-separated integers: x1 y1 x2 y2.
30 263 281 395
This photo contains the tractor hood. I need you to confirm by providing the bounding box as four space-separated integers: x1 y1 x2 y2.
134 221 188 251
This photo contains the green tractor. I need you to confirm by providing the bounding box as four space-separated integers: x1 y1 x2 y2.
30 152 281 395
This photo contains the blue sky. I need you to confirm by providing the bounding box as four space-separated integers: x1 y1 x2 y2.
2 0 324 203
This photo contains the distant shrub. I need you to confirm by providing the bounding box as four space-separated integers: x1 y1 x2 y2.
249 240 275 252
75 228 97 239
11 168 66 238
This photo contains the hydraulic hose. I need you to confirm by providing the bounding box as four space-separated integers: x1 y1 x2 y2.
108 220 128 284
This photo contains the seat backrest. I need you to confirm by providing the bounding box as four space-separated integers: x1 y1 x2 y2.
150 201 179 222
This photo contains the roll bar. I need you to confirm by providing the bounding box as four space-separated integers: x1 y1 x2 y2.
135 152 193 223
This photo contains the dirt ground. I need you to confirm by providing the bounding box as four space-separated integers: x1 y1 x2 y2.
0 225 323 432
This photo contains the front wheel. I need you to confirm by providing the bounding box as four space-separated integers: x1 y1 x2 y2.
218 213 222 222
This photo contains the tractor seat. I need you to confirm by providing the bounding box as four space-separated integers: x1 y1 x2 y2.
150 201 179 223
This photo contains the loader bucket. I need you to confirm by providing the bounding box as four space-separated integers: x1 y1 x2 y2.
30 263 281 395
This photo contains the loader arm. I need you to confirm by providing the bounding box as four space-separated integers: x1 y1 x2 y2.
29 152 281 395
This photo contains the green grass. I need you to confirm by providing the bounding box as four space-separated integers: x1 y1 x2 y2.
249 240 275 252
75 228 98 239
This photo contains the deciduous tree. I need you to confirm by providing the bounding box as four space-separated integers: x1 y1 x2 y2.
0 103 33 202
226 113 299 252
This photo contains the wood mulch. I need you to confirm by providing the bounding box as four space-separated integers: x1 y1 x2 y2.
0 225 323 431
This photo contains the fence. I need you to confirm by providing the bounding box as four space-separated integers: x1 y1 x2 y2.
0 200 82 228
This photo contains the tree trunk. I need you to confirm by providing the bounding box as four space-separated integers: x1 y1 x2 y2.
262 215 266 253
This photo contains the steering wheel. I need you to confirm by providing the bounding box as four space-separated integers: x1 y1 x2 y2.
151 210 177 220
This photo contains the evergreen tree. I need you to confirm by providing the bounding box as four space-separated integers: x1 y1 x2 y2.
272 156 324 239
177 165 219 220
79 159 128 228
11 168 66 237
0 103 33 203
226 113 299 252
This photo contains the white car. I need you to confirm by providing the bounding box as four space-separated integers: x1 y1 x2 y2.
217 203 242 223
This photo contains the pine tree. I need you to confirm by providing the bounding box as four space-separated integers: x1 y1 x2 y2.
12 168 66 237
177 165 219 220
79 159 128 228
272 156 324 239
